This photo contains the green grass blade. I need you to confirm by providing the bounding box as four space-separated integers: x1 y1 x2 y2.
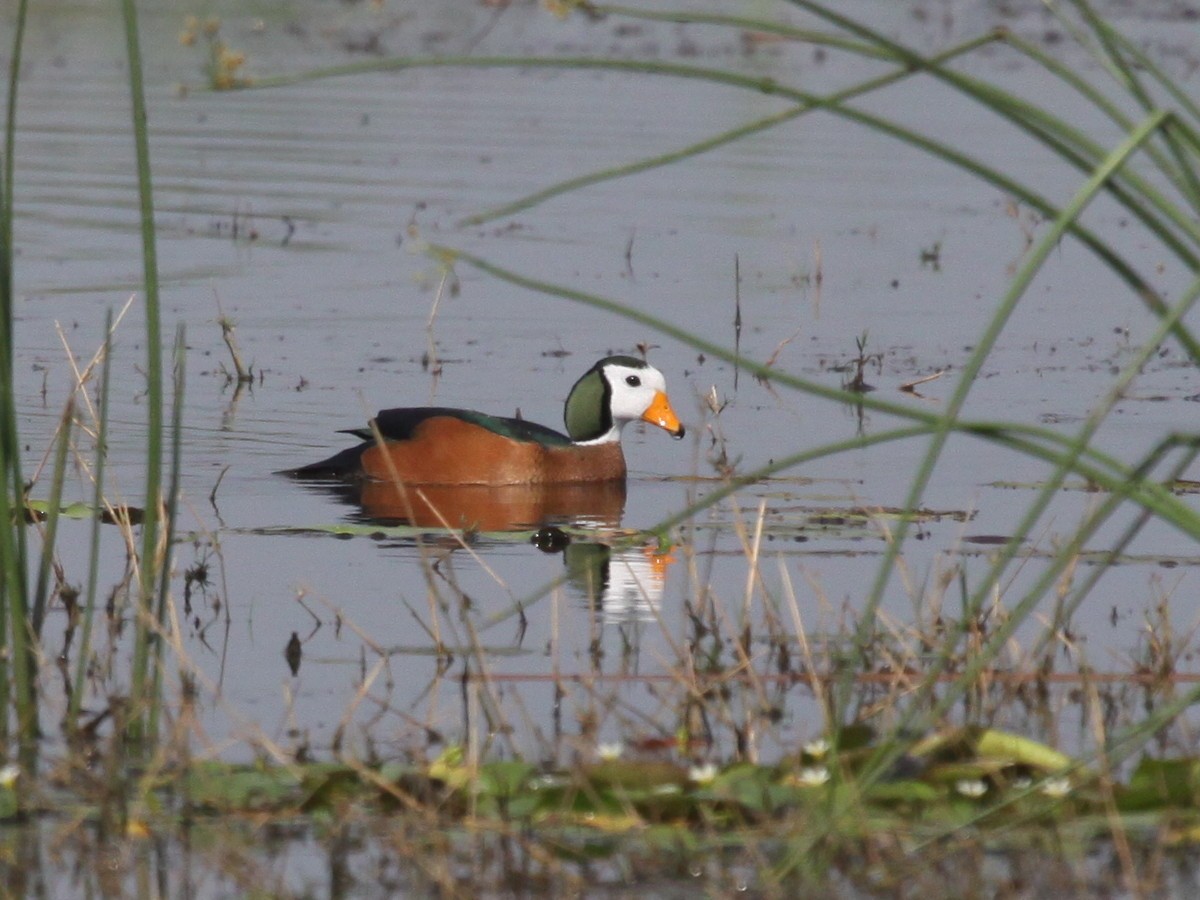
845 110 1188 788
246 47 1192 349
0 0 31 747
31 399 72 637
785 1 1200 268
1059 0 1200 208
851 108 1173 645
440 245 1170 473
1073 4 1200 127
460 32 999 227
119 0 164 747
438 245 1200 539
460 104 805 227
1 0 25 309
1 0 33 752
890 273 1200 770
1001 29 1200 212
591 4 885 56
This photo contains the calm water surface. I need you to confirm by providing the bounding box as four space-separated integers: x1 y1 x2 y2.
7 0 1200 765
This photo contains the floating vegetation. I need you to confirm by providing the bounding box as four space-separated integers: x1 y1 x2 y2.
5 727 1200 893
179 15 251 90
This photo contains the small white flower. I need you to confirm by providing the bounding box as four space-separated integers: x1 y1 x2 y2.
1011 776 1033 791
803 738 830 759
0 764 18 787
797 765 830 787
597 742 623 761
1041 776 1071 798
688 763 719 784
955 779 988 798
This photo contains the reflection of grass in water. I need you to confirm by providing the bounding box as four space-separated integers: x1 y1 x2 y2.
7 0 1200 893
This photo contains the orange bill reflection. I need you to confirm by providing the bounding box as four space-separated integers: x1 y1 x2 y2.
555 541 675 623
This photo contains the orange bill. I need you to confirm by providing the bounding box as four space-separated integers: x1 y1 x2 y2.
641 391 686 439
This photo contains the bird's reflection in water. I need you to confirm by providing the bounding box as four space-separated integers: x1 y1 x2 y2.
531 528 672 623
296 478 672 622
301 478 627 531
556 539 673 624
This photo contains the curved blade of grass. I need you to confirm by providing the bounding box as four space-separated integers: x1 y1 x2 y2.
947 273 1200 672
244 54 806 95
590 4 885 56
242 48 1192 350
440 243 1200 538
851 106 1172 615
0 0 23 317
1062 0 1200 127
786 1 1200 273
459 32 999 227
1052 0 1187 123
481 4 1198 232
873 275 1200 790
1058 0 1200 208
1002 29 1200 213
843 108 1176 785
460 104 805 228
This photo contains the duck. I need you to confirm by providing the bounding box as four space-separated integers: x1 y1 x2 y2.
283 355 686 485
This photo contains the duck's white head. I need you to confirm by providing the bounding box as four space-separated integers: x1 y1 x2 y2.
565 356 686 445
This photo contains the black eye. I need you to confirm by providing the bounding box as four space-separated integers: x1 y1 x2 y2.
625 375 641 387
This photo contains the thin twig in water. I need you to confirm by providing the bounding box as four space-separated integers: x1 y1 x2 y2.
424 266 454 382
209 464 230 515
757 328 803 385
218 316 254 384
733 254 742 391
812 238 823 315
213 291 253 384
900 369 946 393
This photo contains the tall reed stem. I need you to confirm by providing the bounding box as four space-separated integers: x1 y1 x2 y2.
119 0 166 747
0 0 33 750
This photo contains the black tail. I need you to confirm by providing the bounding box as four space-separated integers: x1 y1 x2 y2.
276 442 369 479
